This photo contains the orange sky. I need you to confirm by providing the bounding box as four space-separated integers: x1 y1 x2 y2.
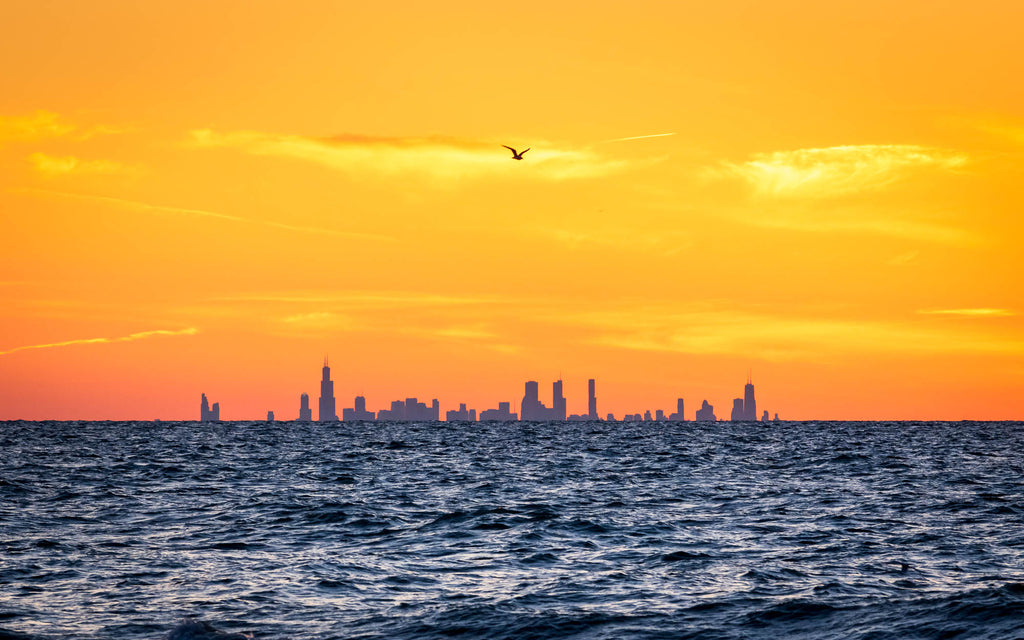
2 0 1023 420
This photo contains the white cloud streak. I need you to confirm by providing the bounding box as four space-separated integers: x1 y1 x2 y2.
717 145 968 198
0 328 198 356
189 129 626 182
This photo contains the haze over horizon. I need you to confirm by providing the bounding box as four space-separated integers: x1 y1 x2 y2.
2 1 1023 421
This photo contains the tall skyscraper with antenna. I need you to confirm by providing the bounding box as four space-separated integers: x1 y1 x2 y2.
318 357 338 422
743 372 756 422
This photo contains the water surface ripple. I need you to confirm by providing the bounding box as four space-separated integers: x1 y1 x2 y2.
2 420 1023 639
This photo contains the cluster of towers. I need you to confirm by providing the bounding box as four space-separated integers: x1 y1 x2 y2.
199 393 220 422
200 360 778 422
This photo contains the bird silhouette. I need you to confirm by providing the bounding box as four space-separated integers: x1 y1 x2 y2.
502 145 530 160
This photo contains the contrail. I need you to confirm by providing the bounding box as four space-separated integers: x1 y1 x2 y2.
0 328 198 356
601 132 677 143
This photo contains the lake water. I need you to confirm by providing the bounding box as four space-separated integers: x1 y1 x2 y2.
2 420 1023 639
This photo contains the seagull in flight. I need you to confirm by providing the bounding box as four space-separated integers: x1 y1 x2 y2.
502 145 530 160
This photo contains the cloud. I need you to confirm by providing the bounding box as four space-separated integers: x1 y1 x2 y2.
217 291 514 308
27 189 389 241
0 111 123 144
918 308 1016 317
29 153 129 175
188 129 625 182
0 328 198 356
548 306 1024 361
599 132 677 143
716 145 968 198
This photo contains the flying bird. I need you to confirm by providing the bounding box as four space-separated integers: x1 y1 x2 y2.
502 145 529 160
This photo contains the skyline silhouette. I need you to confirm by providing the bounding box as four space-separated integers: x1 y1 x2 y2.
198 360 777 423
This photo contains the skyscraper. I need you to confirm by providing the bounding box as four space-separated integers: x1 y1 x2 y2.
298 393 312 421
743 374 756 422
587 379 598 419
318 357 337 422
200 393 220 422
553 379 566 421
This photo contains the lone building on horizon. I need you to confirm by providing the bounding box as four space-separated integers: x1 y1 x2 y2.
318 358 338 422
298 393 312 421
200 393 220 422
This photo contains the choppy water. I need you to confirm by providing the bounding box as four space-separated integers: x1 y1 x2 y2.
2 420 1023 639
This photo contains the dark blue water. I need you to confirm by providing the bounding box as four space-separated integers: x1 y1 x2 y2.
2 420 1023 639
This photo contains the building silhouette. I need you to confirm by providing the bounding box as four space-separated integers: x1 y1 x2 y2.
695 399 716 422
743 374 757 421
731 398 745 421
200 393 220 422
377 397 439 421
521 379 567 421
479 401 517 421
318 357 338 422
669 398 685 421
298 393 312 421
588 379 598 419
446 403 477 421
343 395 375 421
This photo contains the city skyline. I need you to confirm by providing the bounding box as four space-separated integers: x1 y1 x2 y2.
2 2 1024 422
197 359 773 423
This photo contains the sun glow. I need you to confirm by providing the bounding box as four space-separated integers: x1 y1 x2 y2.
2 1 1023 420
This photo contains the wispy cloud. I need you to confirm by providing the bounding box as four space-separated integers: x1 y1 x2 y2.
600 132 677 143
216 291 514 307
737 207 979 245
548 306 1024 361
716 145 968 198
0 328 198 356
188 129 625 182
0 111 123 144
29 153 130 175
918 308 1016 317
26 189 389 241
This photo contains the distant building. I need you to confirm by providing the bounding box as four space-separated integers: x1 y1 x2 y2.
298 393 312 422
318 358 338 422
762 410 769 422
521 379 566 421
656 409 665 421
267 411 274 422
743 375 757 421
479 401 517 421
377 397 439 421
553 380 566 421
643 410 653 421
343 395 375 421
588 379 598 419
773 413 780 422
668 398 685 421
695 400 716 422
731 398 745 421
200 393 220 422
446 403 476 421
606 413 616 421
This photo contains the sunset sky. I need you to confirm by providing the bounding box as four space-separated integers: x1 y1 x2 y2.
2 1 1023 420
